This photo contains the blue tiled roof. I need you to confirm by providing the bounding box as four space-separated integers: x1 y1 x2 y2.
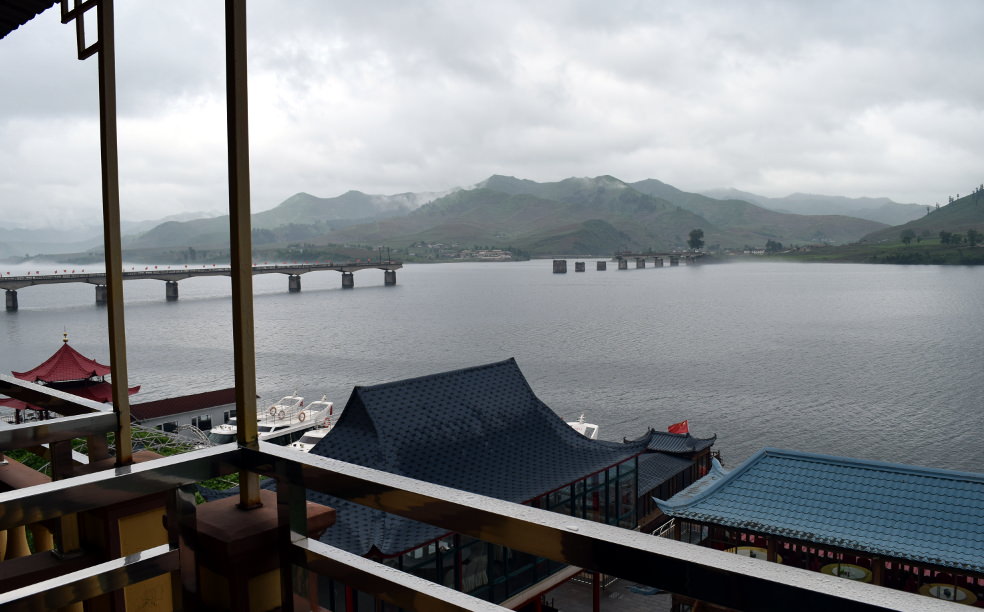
646 431 716 454
309 358 655 556
656 448 984 573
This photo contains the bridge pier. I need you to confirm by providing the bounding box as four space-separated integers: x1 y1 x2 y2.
165 280 179 301
575 262 585 272
655 257 664 268
670 256 680 266
384 270 396 285
5 290 16 312
95 285 107 305
597 261 606 271
553 260 567 273
341 272 354 289
617 259 628 270
288 275 301 293
636 257 646 269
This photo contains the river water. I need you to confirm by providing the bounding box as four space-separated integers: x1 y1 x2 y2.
3 260 983 473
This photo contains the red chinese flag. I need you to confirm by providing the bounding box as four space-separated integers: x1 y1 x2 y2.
668 420 689 434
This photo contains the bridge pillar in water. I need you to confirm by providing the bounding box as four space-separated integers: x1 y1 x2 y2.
575 262 585 272
288 274 302 293
95 284 107 305
5 290 16 312
165 280 179 301
553 260 567 273
341 272 354 289
670 256 680 266
596 261 606 271
384 270 397 285
617 259 628 270
655 257 664 268
636 257 646 269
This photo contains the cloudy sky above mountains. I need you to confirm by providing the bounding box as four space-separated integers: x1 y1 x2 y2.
1 0 982 229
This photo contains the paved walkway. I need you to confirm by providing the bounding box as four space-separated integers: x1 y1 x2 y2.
543 577 672 612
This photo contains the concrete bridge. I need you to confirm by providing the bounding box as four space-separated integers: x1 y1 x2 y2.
2 261 402 311
552 252 703 273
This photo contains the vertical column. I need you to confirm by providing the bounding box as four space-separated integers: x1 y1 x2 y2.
95 284 107 305
341 272 354 289
288 275 301 293
596 261 606 271
165 280 179 301
618 259 628 270
670 256 680 266
226 0 260 510
636 257 646 269
575 262 585 272
5 289 16 312
384 270 396 285
553 260 567 273
655 257 664 268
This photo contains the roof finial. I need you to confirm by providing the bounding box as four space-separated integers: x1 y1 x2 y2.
63 330 69 343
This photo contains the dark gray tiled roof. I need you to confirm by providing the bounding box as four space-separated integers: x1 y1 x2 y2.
308 358 654 556
646 431 716 454
657 448 984 574
637 453 694 497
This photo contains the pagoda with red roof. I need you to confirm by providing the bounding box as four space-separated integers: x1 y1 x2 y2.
0 333 139 423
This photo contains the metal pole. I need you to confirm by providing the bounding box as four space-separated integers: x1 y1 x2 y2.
96 0 132 466
225 0 261 508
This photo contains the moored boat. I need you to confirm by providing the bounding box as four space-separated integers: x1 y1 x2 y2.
567 413 599 439
207 394 333 445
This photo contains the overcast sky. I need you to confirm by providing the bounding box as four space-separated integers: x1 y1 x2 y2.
1 0 982 230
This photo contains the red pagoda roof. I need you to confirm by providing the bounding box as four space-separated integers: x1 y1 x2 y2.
0 383 139 412
12 342 112 383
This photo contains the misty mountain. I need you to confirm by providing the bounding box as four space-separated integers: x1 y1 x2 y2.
316 175 886 254
701 188 926 226
124 189 447 250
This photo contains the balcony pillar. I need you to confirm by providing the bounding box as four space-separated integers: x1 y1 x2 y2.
193 489 335 611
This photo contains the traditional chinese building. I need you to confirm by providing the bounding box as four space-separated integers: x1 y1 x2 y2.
655 448 984 609
0 334 139 423
295 358 714 609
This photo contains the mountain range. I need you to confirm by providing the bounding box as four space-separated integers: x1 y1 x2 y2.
6 176 945 259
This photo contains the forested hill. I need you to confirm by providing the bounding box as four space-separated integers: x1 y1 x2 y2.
315 175 885 255
118 174 891 257
861 189 984 243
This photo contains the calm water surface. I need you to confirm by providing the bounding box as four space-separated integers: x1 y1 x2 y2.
3 260 983 472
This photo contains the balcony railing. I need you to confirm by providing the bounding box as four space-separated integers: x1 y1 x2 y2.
0 384 953 611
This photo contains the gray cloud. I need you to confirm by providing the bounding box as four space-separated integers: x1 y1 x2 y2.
1 0 982 229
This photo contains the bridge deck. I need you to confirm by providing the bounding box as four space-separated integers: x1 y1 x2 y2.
0 262 402 291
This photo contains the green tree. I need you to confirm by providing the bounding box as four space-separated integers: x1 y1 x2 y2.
687 228 705 251
765 239 783 253
939 231 952 245
967 229 980 247
900 229 915 245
